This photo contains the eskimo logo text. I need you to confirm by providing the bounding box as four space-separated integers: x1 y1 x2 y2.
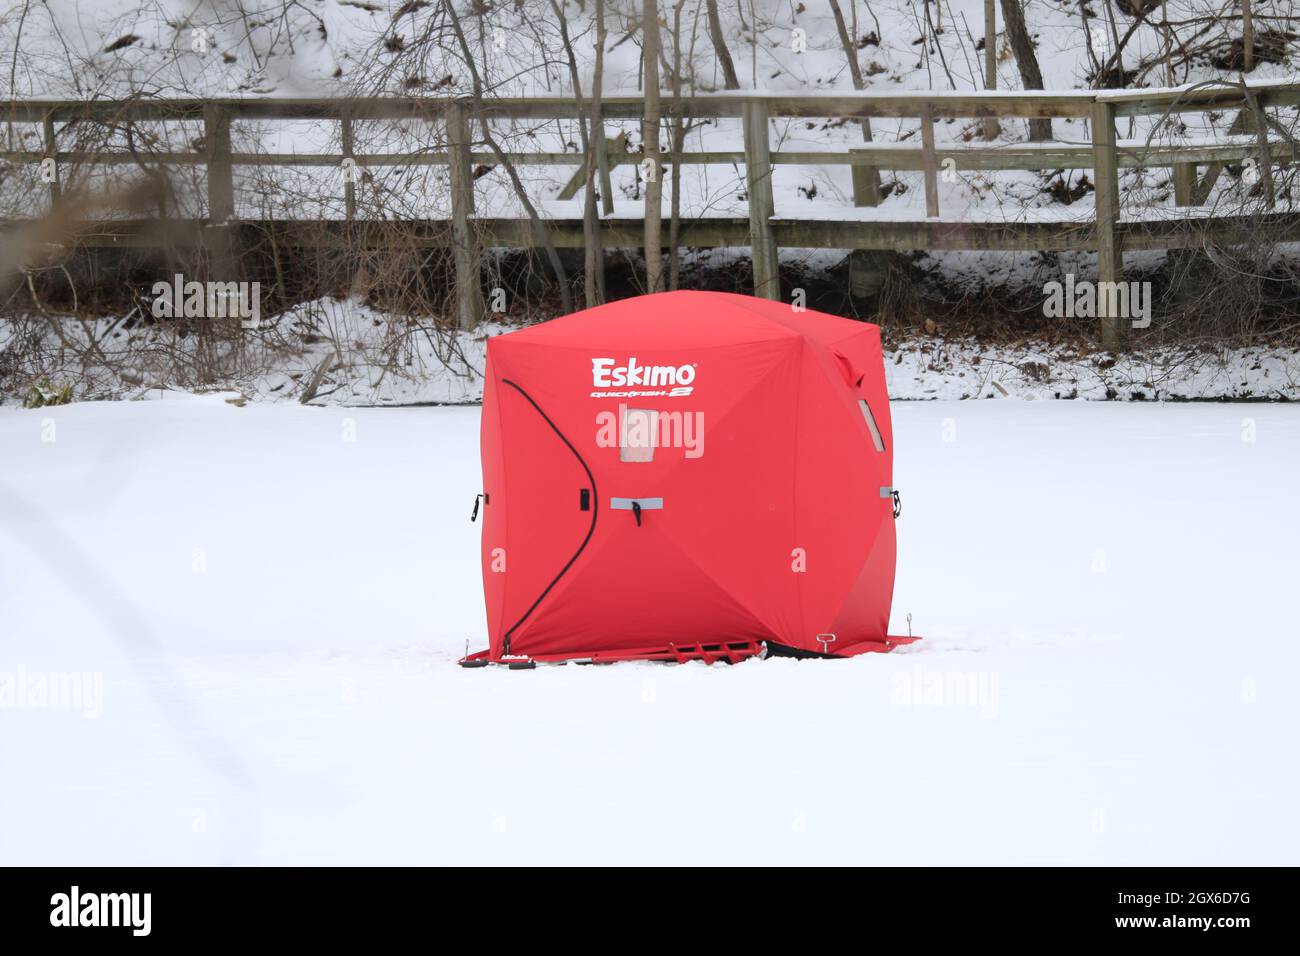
50 886 151 936
591 358 695 397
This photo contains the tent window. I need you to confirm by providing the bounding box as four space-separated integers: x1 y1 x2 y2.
859 399 885 452
620 407 658 463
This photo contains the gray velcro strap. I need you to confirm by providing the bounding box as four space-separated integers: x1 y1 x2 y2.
611 497 664 510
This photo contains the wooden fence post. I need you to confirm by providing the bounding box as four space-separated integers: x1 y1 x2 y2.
920 103 940 219
742 99 780 300
850 148 880 207
42 112 61 208
340 110 357 222
1091 99 1123 350
203 103 235 280
595 124 616 216
446 101 484 331
1243 87 1277 209
1172 164 1196 206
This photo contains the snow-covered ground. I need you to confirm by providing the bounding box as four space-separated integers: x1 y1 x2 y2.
1 395 1296 864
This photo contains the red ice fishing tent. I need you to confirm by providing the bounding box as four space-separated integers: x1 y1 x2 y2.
465 290 915 666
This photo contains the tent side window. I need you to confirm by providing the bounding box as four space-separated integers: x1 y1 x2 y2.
858 399 885 452
620 407 658 463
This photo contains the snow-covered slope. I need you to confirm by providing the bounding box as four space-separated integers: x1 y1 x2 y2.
7 1 1290 99
5 2 1295 233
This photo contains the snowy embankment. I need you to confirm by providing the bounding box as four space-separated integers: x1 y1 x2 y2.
1 396 1296 864
286 331 1300 403
8 297 1298 407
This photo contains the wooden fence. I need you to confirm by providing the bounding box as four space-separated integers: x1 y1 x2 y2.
4 82 1300 348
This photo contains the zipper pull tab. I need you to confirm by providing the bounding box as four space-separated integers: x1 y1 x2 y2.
471 493 483 522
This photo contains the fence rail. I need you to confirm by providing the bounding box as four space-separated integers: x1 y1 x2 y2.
5 82 1300 348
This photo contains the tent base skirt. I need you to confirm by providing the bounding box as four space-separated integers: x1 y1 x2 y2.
766 636 920 659
459 635 920 668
